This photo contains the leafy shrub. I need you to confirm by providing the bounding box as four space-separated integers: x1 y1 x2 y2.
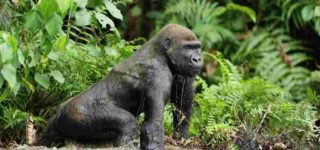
0 0 138 144
187 52 317 149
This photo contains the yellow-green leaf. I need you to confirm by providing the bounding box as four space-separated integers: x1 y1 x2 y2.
95 12 114 28
0 43 13 63
37 0 59 19
1 64 16 88
301 5 314 22
75 9 92 26
25 10 42 33
35 73 50 89
50 70 64 84
56 0 72 16
45 13 63 36
55 35 69 51
104 0 123 20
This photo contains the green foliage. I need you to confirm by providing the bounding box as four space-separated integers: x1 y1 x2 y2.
279 0 320 35
226 3 256 23
232 28 312 101
159 0 256 50
0 0 137 143
164 104 174 135
190 53 317 148
55 35 139 97
1 0 320 148
0 106 45 142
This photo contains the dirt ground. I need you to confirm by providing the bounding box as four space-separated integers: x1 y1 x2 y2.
4 137 204 150
12 143 139 150
10 144 202 150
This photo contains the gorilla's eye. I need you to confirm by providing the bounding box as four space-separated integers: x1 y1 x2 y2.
184 43 201 49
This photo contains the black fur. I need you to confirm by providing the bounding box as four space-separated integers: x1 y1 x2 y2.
42 24 202 150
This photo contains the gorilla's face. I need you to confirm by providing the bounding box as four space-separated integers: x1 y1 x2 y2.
167 40 202 77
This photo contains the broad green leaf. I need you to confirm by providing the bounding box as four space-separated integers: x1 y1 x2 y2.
315 6 320 17
212 6 227 17
13 81 21 95
315 19 320 36
25 10 42 33
45 13 63 36
227 3 256 23
35 73 50 89
17 49 25 65
1 64 16 88
105 46 119 57
110 27 120 37
7 34 18 53
0 75 3 89
21 77 35 92
55 35 69 51
56 0 72 16
104 0 123 20
28 53 37 67
50 70 64 84
87 45 101 57
301 5 314 22
311 71 320 83
42 37 53 55
95 12 114 28
0 43 13 63
75 9 92 26
87 0 104 7
37 0 59 19
75 0 88 8
1 32 7 39
10 54 20 68
48 51 59 60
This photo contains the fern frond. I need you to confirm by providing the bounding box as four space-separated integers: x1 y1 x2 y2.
233 28 312 101
162 0 234 50
204 52 241 83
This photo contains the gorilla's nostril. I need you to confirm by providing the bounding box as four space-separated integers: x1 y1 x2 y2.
191 57 201 64
192 58 198 62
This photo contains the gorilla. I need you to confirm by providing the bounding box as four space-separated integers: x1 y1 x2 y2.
42 24 202 150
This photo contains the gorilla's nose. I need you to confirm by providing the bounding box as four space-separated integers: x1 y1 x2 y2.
191 55 202 65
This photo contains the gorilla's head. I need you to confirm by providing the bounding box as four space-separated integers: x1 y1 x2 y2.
158 24 202 77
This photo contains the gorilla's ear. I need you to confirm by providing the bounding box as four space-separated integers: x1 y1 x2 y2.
162 37 171 50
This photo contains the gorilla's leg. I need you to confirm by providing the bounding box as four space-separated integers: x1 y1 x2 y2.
87 103 138 146
42 115 65 147
45 100 138 146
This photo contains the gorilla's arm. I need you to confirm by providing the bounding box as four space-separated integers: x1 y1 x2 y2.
140 73 171 150
171 75 195 138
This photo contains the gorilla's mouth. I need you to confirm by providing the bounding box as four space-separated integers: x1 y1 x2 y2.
184 68 201 77
192 68 201 75
175 64 201 77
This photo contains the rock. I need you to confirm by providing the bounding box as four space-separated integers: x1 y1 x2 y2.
273 142 287 150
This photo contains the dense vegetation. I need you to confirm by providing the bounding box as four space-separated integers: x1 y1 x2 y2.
0 0 319 149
